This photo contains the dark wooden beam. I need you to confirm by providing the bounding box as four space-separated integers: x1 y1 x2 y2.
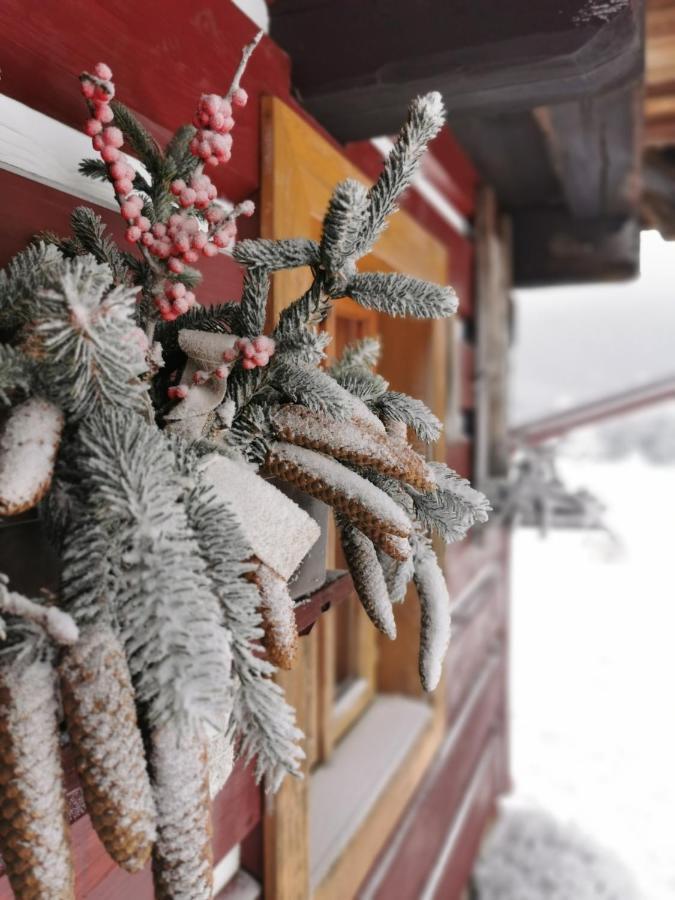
271 0 644 142
512 210 640 286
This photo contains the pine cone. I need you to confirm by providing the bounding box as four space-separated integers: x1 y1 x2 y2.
59 626 156 872
150 725 213 900
0 657 74 900
0 398 64 516
253 563 298 670
273 404 435 492
413 540 451 692
264 442 412 553
340 521 396 639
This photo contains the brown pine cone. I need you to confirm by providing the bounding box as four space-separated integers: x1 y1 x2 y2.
340 521 396 639
150 725 213 900
273 404 435 492
59 626 156 872
264 442 412 552
0 656 74 900
253 563 298 670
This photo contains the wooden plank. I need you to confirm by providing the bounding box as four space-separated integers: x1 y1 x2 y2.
313 697 444 900
263 635 315 900
359 658 503 900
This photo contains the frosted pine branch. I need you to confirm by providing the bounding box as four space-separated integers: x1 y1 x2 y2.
407 461 490 543
76 409 232 731
70 207 129 283
233 238 320 271
321 179 369 273
372 391 442 444
35 257 148 421
238 267 270 338
330 336 381 376
269 360 353 421
0 346 33 407
344 272 458 319
172 443 303 788
355 91 445 257
0 242 64 328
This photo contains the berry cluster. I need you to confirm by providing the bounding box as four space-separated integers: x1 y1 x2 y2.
189 89 247 167
224 336 276 370
80 62 257 323
81 64 138 196
156 281 197 322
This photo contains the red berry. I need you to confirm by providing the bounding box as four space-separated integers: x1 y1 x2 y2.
126 226 142 243
152 223 167 238
84 118 102 136
114 178 134 196
94 62 113 81
183 250 199 264
239 200 255 217
103 126 124 148
80 79 95 99
232 88 248 108
242 358 256 370
174 297 189 315
121 201 139 220
202 242 218 257
101 145 120 163
180 188 197 208
141 232 154 247
168 257 184 274
92 134 105 151
136 216 151 232
95 103 115 124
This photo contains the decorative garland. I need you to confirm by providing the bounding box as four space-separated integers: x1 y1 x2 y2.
0 31 489 900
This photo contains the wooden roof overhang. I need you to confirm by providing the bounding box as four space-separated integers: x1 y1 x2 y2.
270 0 646 287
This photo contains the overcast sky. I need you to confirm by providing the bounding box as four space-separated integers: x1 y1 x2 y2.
510 231 675 426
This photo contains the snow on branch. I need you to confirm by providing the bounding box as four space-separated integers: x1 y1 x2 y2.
344 272 458 319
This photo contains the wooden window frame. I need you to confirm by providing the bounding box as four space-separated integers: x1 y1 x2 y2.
260 96 451 900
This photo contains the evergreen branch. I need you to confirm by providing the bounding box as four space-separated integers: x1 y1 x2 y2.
0 242 64 328
372 391 442 443
274 328 331 366
332 368 388 403
35 257 148 420
238 268 270 338
330 336 381 375
0 345 33 406
273 278 330 341
73 409 232 731
78 158 110 182
355 92 445 257
171 445 302 789
344 272 458 319
321 179 369 271
110 100 164 176
406 462 490 543
268 360 352 420
70 207 129 283
233 239 320 271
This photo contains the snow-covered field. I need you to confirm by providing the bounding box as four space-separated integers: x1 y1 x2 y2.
509 455 675 900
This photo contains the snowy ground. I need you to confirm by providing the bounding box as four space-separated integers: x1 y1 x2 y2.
508 455 675 900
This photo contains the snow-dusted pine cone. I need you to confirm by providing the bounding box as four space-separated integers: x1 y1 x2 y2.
413 538 451 692
0 398 64 516
340 521 396 639
0 656 74 900
150 726 213 900
59 626 156 872
253 563 298 670
273 404 435 492
264 442 412 554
